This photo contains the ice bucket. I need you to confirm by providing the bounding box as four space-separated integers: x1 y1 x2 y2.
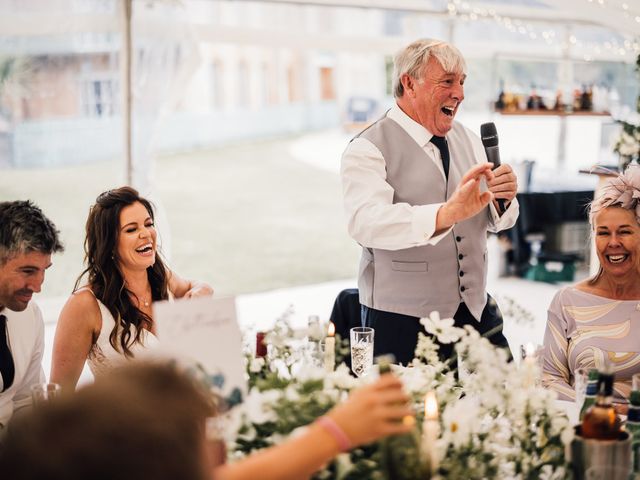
570 426 631 480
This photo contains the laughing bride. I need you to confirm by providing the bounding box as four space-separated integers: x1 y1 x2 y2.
51 186 213 391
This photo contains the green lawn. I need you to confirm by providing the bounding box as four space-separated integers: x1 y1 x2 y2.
0 134 360 297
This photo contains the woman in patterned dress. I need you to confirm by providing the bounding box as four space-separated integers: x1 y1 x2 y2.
543 166 640 401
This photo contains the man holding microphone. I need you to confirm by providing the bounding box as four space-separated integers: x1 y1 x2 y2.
341 38 519 364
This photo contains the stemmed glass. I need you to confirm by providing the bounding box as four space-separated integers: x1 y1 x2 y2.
350 327 374 377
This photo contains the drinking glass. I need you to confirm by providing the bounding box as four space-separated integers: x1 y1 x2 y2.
519 343 544 368
585 465 632 480
350 327 374 377
31 382 61 407
574 367 589 406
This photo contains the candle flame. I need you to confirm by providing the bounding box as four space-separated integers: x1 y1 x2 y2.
327 321 335 337
424 391 438 420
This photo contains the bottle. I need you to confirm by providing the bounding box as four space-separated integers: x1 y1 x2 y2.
580 85 593 111
526 84 541 110
581 372 621 440
377 355 425 480
255 331 268 358
494 79 506 111
579 369 599 421
553 89 564 111
626 390 640 472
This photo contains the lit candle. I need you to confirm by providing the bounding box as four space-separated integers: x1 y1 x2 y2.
524 342 536 362
324 322 335 372
422 391 440 476
523 342 536 387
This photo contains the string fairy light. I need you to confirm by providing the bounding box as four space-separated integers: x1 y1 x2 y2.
444 0 640 59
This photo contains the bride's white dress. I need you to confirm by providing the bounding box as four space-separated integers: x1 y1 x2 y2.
87 297 160 377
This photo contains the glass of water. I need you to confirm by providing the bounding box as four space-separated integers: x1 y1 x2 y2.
31 382 61 407
574 367 589 406
350 327 374 377
585 465 632 480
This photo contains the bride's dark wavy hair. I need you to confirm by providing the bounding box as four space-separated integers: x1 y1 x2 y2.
74 186 169 357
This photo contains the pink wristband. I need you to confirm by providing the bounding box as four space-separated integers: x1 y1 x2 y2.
316 416 352 452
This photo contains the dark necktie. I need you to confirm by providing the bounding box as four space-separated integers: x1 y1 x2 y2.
430 135 450 180
0 314 15 392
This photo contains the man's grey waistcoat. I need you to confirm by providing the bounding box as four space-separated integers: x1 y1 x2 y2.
355 116 488 321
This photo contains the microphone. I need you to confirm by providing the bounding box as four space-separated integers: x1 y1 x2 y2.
480 122 506 213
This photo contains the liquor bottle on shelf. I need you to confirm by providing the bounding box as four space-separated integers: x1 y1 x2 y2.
494 79 506 111
581 371 621 440
627 390 640 472
579 369 599 421
553 89 564 111
526 84 542 110
579 85 593 111
572 87 583 112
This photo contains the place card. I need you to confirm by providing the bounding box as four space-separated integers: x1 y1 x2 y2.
154 295 246 409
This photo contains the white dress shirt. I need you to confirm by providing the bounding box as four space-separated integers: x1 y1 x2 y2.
341 104 518 251
0 302 46 430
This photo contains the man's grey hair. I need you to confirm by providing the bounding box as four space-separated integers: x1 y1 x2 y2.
0 200 64 265
392 38 467 99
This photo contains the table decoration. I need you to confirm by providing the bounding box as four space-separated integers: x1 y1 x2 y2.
421 391 440 475
613 53 640 172
228 308 574 479
325 322 336 372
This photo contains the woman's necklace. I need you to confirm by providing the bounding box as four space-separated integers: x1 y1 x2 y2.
130 290 151 308
125 278 152 308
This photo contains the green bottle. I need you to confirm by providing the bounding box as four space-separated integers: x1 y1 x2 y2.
579 369 599 421
377 355 425 480
626 390 640 472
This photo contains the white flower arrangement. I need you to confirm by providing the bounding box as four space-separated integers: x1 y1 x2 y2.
615 128 640 159
613 53 640 170
228 309 573 479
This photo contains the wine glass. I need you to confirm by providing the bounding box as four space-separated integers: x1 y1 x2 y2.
350 327 374 377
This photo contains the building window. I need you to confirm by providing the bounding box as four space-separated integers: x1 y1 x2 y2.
287 64 300 103
211 60 224 110
260 62 269 106
385 56 394 96
383 11 404 36
80 77 117 117
238 61 249 108
319 66 335 101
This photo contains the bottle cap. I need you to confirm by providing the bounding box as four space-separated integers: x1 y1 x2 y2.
597 372 614 395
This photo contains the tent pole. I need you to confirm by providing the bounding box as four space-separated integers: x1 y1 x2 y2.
120 0 133 186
